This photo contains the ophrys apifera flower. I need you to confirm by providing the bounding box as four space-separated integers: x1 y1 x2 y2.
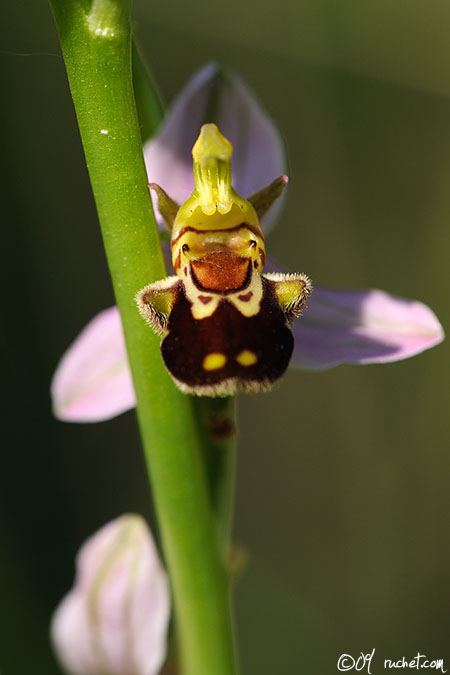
51 64 443 421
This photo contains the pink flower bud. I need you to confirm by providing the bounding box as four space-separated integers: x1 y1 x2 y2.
51 515 170 675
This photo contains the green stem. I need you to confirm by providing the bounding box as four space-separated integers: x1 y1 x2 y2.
194 397 237 555
49 2 236 674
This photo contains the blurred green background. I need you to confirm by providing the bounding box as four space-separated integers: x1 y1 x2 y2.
1 1 449 673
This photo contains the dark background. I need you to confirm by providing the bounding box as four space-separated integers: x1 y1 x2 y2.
1 1 449 673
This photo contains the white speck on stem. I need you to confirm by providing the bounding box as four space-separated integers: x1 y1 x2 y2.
93 27 115 37
99 129 116 140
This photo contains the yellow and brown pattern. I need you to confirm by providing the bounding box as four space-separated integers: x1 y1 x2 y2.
136 124 311 396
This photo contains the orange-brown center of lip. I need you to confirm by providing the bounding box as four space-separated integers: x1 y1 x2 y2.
190 252 251 293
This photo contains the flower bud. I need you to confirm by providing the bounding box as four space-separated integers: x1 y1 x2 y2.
51 515 170 675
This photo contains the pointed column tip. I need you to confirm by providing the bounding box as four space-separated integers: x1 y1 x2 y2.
192 123 233 165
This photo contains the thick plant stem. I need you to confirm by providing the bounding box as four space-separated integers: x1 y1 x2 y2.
194 397 237 555
49 2 237 674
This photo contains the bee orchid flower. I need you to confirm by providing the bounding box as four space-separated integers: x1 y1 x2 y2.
51 64 444 422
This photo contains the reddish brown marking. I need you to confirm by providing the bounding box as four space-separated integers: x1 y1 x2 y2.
259 250 266 267
238 291 253 302
207 413 236 441
171 223 262 246
253 259 258 269
184 267 188 276
173 252 181 270
190 253 251 293
198 295 212 304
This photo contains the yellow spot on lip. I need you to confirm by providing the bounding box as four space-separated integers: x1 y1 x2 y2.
202 353 227 371
236 350 257 366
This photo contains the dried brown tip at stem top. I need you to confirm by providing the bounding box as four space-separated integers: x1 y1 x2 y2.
247 175 289 220
149 182 180 230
